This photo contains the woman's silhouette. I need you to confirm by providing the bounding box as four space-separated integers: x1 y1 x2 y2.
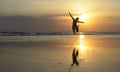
69 12 84 34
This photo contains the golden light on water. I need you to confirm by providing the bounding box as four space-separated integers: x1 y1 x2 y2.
79 44 86 52
79 35 85 40
74 35 89 59
79 35 87 51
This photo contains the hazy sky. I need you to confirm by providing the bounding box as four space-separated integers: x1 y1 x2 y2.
0 0 120 32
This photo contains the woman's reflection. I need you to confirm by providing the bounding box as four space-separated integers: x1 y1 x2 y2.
69 35 89 72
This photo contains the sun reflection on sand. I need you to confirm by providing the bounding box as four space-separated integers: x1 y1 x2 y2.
79 35 86 51
74 35 89 59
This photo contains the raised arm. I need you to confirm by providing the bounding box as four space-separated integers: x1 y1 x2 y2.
69 12 74 20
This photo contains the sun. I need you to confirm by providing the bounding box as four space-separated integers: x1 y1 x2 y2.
79 13 90 22
75 12 91 22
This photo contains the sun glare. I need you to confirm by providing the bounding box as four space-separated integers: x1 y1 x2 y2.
80 13 90 22
75 11 91 22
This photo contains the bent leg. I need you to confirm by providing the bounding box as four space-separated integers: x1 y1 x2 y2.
76 26 79 32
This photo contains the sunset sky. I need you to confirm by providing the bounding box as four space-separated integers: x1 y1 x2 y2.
0 0 120 32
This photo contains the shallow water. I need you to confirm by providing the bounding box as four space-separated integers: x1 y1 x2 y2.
0 35 120 72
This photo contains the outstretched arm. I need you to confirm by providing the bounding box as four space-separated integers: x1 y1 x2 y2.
69 12 74 20
78 21 85 23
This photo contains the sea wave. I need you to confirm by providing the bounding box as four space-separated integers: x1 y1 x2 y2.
0 32 120 36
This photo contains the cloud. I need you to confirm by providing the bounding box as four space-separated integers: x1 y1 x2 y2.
0 13 9 16
0 14 71 32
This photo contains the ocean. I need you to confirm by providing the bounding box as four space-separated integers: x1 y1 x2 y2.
0 33 120 72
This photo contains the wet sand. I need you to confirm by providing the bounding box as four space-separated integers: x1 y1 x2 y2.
0 35 120 72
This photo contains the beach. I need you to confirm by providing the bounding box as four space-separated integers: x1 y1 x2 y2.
0 35 120 72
